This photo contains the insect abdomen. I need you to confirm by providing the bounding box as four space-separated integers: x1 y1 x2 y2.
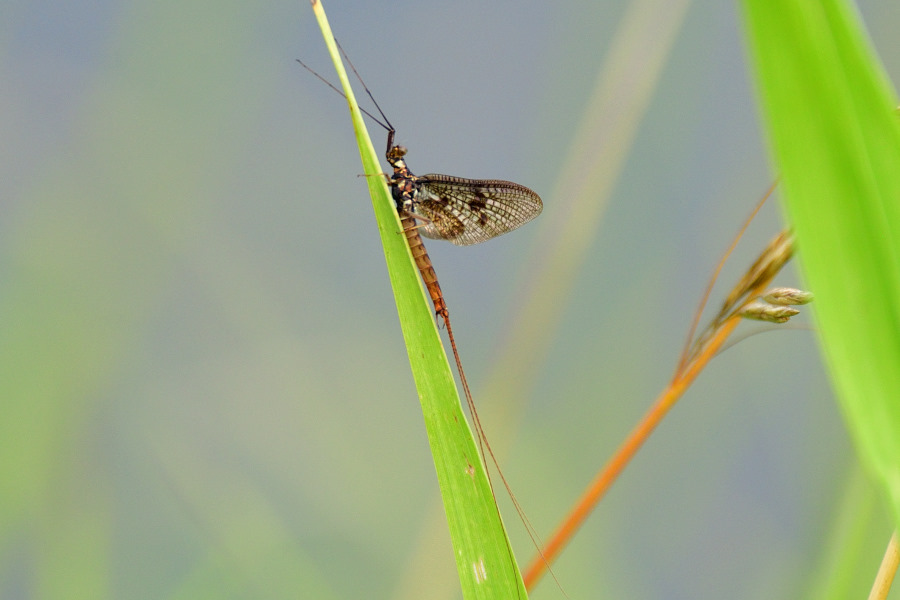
400 212 449 319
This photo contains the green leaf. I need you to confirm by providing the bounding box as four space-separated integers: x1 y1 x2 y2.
309 2 527 598
740 0 900 528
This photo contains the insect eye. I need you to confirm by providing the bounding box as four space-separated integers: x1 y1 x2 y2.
395 146 408 156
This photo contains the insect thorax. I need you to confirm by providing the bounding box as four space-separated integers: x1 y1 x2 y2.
387 146 420 214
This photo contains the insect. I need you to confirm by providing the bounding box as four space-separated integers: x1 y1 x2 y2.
297 54 543 323
298 46 555 599
385 133 542 321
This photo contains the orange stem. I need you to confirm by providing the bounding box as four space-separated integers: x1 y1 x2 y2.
523 316 741 590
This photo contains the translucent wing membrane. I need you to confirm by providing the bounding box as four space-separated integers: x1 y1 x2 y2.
414 175 543 246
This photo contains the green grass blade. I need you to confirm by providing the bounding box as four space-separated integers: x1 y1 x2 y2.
740 0 900 530
309 2 527 598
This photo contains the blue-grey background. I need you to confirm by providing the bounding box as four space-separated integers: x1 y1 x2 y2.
3 1 900 598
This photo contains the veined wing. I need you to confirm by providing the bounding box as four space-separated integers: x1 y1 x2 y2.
414 174 543 246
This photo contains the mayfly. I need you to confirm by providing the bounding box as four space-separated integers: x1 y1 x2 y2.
298 49 542 464
297 45 544 465
296 55 542 327
386 139 543 322
298 45 559 598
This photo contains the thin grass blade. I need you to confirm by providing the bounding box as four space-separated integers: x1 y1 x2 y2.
309 2 527 598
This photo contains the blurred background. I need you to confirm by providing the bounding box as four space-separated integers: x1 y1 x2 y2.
3 0 900 598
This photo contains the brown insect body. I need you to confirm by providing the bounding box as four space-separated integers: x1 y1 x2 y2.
385 138 542 320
